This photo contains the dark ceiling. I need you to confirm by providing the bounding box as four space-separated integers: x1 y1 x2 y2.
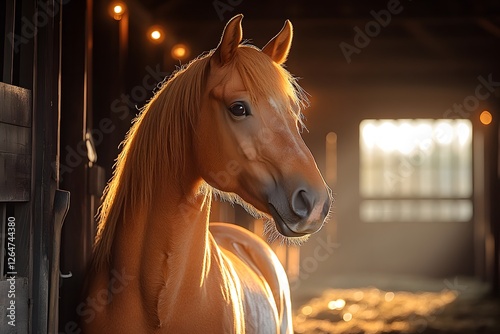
95 0 500 90
138 0 500 21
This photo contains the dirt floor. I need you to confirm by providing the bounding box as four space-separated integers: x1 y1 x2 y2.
292 287 500 334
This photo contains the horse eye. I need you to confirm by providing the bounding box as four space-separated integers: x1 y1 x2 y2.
228 102 250 118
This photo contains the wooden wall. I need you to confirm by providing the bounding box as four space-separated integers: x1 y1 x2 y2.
0 82 31 201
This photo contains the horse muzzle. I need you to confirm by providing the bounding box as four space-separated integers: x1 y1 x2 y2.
267 183 331 237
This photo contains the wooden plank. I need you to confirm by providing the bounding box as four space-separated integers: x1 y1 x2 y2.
0 278 29 333
0 120 31 202
0 153 31 201
2 0 16 84
0 122 31 154
0 82 31 127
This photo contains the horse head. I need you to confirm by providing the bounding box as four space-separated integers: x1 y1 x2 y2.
195 14 332 241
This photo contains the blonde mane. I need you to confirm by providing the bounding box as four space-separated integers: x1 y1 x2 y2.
92 44 309 269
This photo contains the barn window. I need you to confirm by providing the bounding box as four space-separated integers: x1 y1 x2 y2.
359 119 473 223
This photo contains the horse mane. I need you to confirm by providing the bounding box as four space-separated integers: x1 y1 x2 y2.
92 44 309 269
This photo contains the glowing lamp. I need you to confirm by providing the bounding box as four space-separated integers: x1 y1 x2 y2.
148 26 165 44
480 110 492 125
171 44 189 59
109 2 126 20
151 30 161 40
114 5 123 14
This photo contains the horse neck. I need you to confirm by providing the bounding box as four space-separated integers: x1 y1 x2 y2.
143 178 211 259
111 172 213 301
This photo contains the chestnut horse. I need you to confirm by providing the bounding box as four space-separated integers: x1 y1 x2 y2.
82 14 331 333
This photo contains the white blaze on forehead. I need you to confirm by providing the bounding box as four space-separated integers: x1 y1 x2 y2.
269 97 279 111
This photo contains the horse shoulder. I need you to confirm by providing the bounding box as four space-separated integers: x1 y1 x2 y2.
81 266 148 333
210 222 292 334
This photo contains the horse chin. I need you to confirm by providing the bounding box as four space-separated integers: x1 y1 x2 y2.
265 202 312 245
268 204 308 237
262 219 310 246
201 184 311 245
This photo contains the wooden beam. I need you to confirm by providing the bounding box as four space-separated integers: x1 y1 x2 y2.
0 83 31 201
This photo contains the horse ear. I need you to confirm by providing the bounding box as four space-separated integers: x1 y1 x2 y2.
212 14 243 67
262 20 293 64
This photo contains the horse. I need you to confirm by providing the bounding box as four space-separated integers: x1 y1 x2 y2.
81 14 332 334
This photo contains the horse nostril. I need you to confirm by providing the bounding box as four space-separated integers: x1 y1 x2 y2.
291 189 314 219
322 199 331 217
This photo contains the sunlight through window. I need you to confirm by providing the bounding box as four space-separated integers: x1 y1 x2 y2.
359 119 472 223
